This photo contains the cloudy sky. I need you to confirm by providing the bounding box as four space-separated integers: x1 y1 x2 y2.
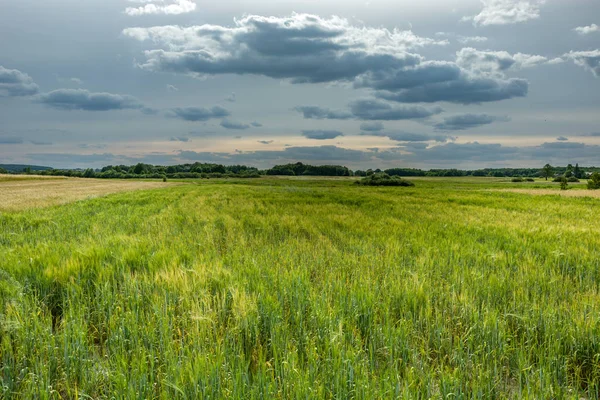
1 0 599 169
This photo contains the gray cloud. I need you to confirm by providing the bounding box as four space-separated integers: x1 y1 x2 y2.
31 140 53 146
221 119 250 130
257 140 273 145
301 130 344 140
564 50 600 77
250 121 263 127
580 132 600 137
456 48 548 74
168 106 230 121
464 0 545 26
124 14 535 106
178 145 373 164
166 84 178 92
36 89 146 112
574 24 599 35
293 106 353 120
434 114 510 131
556 136 569 141
0 136 24 144
360 121 384 132
170 136 190 142
78 144 108 149
350 99 443 120
123 14 439 84
375 74 528 104
0 66 39 97
361 131 450 142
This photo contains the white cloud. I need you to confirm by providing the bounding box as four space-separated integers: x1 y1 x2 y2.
574 24 600 35
125 0 196 16
464 0 546 26
563 50 600 77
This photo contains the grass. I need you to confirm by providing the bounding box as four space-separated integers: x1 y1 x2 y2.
1 177 600 398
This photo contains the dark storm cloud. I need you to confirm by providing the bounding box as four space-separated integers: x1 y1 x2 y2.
556 136 569 141
360 122 384 132
257 140 274 144
0 66 39 97
168 106 230 121
36 89 146 112
301 130 344 140
0 137 24 144
434 114 510 131
220 119 250 130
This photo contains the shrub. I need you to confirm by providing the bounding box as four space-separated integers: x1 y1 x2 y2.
567 177 580 182
355 172 415 187
511 177 524 182
525 178 535 182
588 172 600 190
559 177 568 190
553 176 564 182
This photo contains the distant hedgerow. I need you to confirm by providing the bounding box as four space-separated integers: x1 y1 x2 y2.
355 172 415 187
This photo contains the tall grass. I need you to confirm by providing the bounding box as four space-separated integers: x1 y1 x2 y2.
1 178 600 398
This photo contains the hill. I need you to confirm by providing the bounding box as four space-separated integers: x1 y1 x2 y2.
0 164 53 173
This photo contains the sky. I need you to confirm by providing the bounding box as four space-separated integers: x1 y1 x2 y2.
0 0 599 170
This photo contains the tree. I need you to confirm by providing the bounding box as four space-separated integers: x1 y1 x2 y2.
133 163 146 174
0 167 7 174
574 163 582 179
588 172 600 190
565 164 574 178
541 164 554 181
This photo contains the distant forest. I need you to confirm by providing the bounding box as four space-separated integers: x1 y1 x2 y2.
1 162 599 179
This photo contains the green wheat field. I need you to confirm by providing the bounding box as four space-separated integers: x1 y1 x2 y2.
1 177 600 399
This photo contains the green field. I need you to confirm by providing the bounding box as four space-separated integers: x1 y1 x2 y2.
1 177 600 398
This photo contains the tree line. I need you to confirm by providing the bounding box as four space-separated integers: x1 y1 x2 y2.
3 161 599 181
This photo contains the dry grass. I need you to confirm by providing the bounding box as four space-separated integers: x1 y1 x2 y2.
0 178 172 211
493 188 600 198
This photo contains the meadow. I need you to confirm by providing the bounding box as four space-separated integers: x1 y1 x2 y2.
1 176 600 398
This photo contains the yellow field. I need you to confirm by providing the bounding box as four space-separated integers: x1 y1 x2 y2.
0 176 171 211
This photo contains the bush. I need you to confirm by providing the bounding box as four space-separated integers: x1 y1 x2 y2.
588 172 600 190
511 177 524 182
355 173 415 187
553 176 564 182
525 178 535 182
567 177 580 182
559 177 568 190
